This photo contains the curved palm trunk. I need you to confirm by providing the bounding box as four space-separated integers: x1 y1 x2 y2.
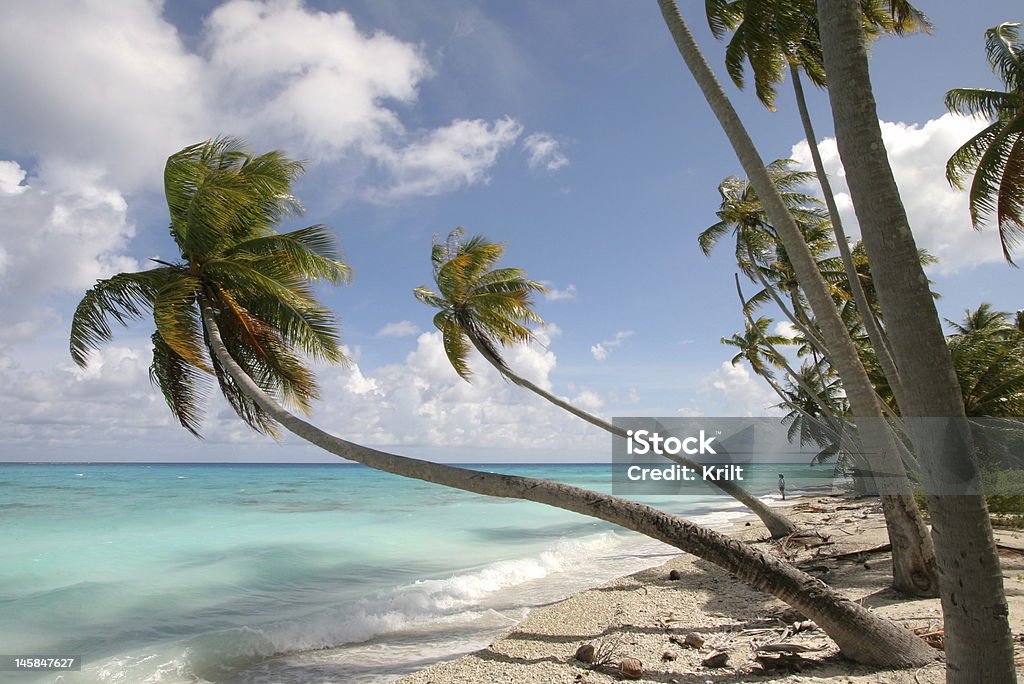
464 334 798 538
815 1 1015 679
789 63 908 410
656 0 938 597
199 300 935 668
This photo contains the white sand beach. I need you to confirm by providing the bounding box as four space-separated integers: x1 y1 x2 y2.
396 497 1024 683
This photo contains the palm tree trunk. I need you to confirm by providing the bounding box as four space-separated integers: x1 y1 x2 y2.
656 0 938 597
789 63 909 410
463 334 799 538
815 1 1015 679
198 299 935 668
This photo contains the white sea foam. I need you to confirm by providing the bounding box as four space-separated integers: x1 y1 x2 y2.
68 528 686 684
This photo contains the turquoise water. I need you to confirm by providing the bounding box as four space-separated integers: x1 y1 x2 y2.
0 462 824 683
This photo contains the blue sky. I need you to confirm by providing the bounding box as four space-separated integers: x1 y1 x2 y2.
0 0 1020 463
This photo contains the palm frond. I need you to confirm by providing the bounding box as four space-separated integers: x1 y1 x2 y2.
71 267 178 367
225 225 352 284
149 332 211 436
985 22 1024 93
944 88 1019 120
152 276 209 371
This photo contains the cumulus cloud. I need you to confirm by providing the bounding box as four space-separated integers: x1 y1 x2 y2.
590 330 634 361
0 162 139 338
368 117 523 199
523 132 569 172
790 113 1002 273
705 361 780 417
377 320 421 337
543 283 577 301
0 161 28 195
0 326 611 455
202 0 428 159
0 0 523 196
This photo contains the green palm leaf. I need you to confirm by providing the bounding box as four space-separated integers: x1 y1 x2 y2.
70 267 179 367
416 229 547 381
150 332 211 436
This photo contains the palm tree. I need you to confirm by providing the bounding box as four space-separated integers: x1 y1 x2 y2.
946 305 1024 418
705 0 930 410
816 1 1016 678
702 160 837 359
721 315 791 378
945 302 1014 336
414 229 799 538
70 137 936 666
945 22 1024 264
70 137 352 437
657 0 938 598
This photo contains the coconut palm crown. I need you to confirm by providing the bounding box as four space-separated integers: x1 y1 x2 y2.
945 22 1024 263
414 228 547 381
70 137 350 437
705 0 929 110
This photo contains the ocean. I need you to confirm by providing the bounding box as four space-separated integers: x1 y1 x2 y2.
0 462 825 683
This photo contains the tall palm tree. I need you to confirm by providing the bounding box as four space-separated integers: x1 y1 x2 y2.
705 0 929 409
816 1 1016 678
415 229 798 538
946 22 1024 264
657 0 938 598
70 138 936 666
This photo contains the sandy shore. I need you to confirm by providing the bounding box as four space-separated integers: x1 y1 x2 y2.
395 497 1024 683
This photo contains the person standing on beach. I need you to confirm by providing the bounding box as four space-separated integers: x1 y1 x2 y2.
778 474 786 501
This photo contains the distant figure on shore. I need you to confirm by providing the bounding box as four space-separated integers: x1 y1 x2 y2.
778 474 786 501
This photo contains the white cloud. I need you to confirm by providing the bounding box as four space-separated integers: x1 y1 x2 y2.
369 117 523 199
202 0 428 159
0 161 28 195
0 164 139 336
590 330 634 361
0 1 522 197
790 113 1002 273
773 321 798 339
377 320 421 338
543 283 577 301
523 132 569 172
705 361 779 417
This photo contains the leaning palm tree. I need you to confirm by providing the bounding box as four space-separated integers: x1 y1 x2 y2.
946 22 1024 263
414 229 799 538
657 0 938 599
70 137 936 666
70 137 352 436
